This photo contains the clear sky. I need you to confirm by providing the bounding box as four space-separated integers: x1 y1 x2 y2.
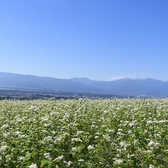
0 0 168 81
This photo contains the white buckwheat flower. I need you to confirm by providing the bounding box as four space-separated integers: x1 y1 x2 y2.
0 145 7 152
114 159 123 165
149 164 155 168
87 145 94 150
29 163 38 168
71 138 82 142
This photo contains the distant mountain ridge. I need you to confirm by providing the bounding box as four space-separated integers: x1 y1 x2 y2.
0 72 168 97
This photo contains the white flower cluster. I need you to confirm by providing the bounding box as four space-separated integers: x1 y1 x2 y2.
29 163 38 168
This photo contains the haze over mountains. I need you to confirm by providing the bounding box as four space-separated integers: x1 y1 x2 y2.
0 72 168 97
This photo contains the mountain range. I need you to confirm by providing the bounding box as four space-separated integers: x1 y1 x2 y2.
0 72 168 97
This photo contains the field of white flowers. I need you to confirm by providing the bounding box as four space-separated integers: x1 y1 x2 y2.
0 99 168 168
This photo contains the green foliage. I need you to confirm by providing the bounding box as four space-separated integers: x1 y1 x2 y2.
0 99 168 167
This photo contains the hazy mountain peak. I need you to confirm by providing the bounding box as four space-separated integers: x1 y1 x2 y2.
0 72 168 97
70 77 93 84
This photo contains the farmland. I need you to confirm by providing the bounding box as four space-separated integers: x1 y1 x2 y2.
0 99 168 167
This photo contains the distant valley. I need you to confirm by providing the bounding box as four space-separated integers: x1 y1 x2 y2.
0 72 168 98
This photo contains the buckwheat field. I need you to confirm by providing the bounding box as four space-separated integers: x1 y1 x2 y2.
0 99 168 168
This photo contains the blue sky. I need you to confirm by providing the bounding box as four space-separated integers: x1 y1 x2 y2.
0 0 168 81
